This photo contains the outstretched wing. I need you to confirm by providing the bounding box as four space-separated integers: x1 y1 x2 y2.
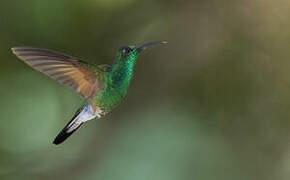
11 47 103 98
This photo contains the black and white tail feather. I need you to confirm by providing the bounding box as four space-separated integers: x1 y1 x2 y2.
53 104 97 145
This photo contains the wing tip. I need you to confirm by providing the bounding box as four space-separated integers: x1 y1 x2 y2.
11 47 17 54
11 46 30 54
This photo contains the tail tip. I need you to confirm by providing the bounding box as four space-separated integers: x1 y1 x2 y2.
52 138 62 145
52 123 84 145
52 130 71 145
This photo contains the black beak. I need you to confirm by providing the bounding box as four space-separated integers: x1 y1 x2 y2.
136 41 167 52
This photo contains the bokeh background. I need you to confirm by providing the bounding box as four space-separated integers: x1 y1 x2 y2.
1 0 290 179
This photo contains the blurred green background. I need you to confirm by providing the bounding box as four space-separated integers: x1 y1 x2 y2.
1 0 290 179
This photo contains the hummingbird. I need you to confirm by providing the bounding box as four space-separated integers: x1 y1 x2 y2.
11 41 167 145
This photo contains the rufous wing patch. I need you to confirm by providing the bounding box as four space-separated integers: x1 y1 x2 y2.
11 47 102 98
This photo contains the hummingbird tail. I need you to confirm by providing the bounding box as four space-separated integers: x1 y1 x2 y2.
53 104 97 145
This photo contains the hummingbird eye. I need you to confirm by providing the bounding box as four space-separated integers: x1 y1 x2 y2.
122 47 132 54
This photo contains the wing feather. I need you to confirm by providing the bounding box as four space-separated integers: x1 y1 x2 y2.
12 47 103 98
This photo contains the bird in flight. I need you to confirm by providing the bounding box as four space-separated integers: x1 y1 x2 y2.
11 41 167 145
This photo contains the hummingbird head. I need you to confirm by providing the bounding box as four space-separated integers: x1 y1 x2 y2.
111 41 167 90
116 41 168 63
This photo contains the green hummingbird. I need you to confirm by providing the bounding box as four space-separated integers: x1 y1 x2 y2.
11 41 167 145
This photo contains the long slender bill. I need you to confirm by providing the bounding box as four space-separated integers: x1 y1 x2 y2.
136 41 167 52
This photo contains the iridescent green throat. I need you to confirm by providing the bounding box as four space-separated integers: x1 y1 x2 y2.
94 50 139 112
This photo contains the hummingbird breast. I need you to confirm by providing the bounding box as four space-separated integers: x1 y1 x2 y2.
93 70 132 113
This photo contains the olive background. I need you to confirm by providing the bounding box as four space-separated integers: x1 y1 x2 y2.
1 0 290 180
